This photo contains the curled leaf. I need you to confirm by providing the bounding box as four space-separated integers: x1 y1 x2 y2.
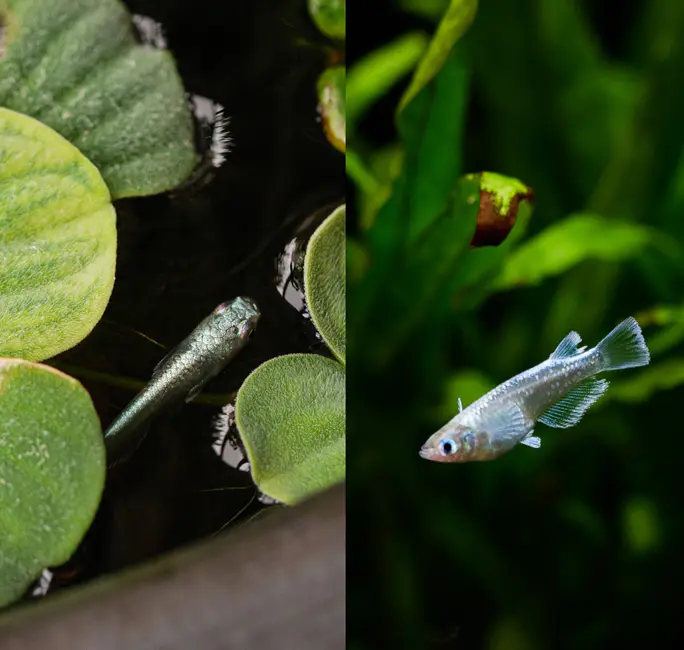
305 204 346 363
0 359 105 607
317 66 346 153
467 172 534 248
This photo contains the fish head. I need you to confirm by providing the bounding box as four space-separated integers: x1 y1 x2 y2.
419 422 480 463
212 297 261 340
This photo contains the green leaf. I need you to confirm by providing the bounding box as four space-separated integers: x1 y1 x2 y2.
0 0 199 199
305 204 346 364
398 0 450 22
494 214 657 291
0 359 105 607
317 66 345 153
0 107 116 361
235 354 345 505
606 358 684 404
346 32 429 129
398 0 478 112
307 0 345 40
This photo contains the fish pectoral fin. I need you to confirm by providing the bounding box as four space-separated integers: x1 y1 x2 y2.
538 378 609 429
520 435 541 449
549 331 585 359
479 401 527 443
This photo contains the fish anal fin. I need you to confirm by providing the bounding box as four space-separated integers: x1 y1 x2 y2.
549 331 585 359
480 401 528 443
520 435 541 449
538 378 609 429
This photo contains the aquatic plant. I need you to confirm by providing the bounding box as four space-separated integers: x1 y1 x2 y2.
0 0 345 605
236 205 346 504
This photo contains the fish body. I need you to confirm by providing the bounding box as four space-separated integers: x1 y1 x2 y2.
104 297 260 463
419 317 650 462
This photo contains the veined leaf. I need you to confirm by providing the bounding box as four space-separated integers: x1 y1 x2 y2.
0 107 116 361
0 359 105 607
0 0 199 199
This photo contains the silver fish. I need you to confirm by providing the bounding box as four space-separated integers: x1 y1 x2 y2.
104 297 260 464
420 317 650 462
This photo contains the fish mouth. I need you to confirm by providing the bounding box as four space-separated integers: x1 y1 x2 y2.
419 446 431 460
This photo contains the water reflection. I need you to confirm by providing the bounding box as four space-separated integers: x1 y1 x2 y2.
212 403 280 506
131 15 167 50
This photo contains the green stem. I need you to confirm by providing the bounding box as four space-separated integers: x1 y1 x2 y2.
50 363 237 406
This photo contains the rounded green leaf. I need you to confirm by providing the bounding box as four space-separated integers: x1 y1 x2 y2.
0 359 106 607
308 0 346 40
305 204 346 363
0 0 199 199
0 107 117 361
235 354 345 505
317 66 346 153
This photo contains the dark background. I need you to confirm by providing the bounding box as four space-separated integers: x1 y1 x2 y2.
347 1 684 649
29 0 344 595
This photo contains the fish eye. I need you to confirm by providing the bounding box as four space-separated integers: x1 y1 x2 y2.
439 438 457 456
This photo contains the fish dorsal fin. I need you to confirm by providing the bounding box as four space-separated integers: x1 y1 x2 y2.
153 343 179 375
549 331 586 359
479 401 527 443
538 378 609 429
457 397 463 413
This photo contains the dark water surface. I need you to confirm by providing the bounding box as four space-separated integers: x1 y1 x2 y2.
27 0 343 596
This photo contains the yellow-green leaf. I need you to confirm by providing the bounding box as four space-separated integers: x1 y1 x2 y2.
0 107 116 361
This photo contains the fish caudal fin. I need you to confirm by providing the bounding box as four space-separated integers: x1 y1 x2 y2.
596 316 650 371
539 378 609 428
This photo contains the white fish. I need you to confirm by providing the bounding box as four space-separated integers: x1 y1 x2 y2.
419 317 650 462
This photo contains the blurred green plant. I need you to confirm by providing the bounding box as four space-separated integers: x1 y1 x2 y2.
347 0 684 648
236 204 346 504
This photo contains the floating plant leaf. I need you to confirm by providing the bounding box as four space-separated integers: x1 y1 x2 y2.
0 108 116 361
0 359 105 607
305 204 346 363
235 354 345 504
0 0 199 199
308 0 346 40
317 66 346 153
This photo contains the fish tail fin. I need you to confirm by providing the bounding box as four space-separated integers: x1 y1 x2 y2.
596 317 650 371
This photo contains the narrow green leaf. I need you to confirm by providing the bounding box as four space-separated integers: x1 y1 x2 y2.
305 204 346 363
494 214 656 291
346 32 429 128
0 0 199 199
235 354 345 505
398 0 478 112
0 359 105 607
0 107 116 361
398 0 450 22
